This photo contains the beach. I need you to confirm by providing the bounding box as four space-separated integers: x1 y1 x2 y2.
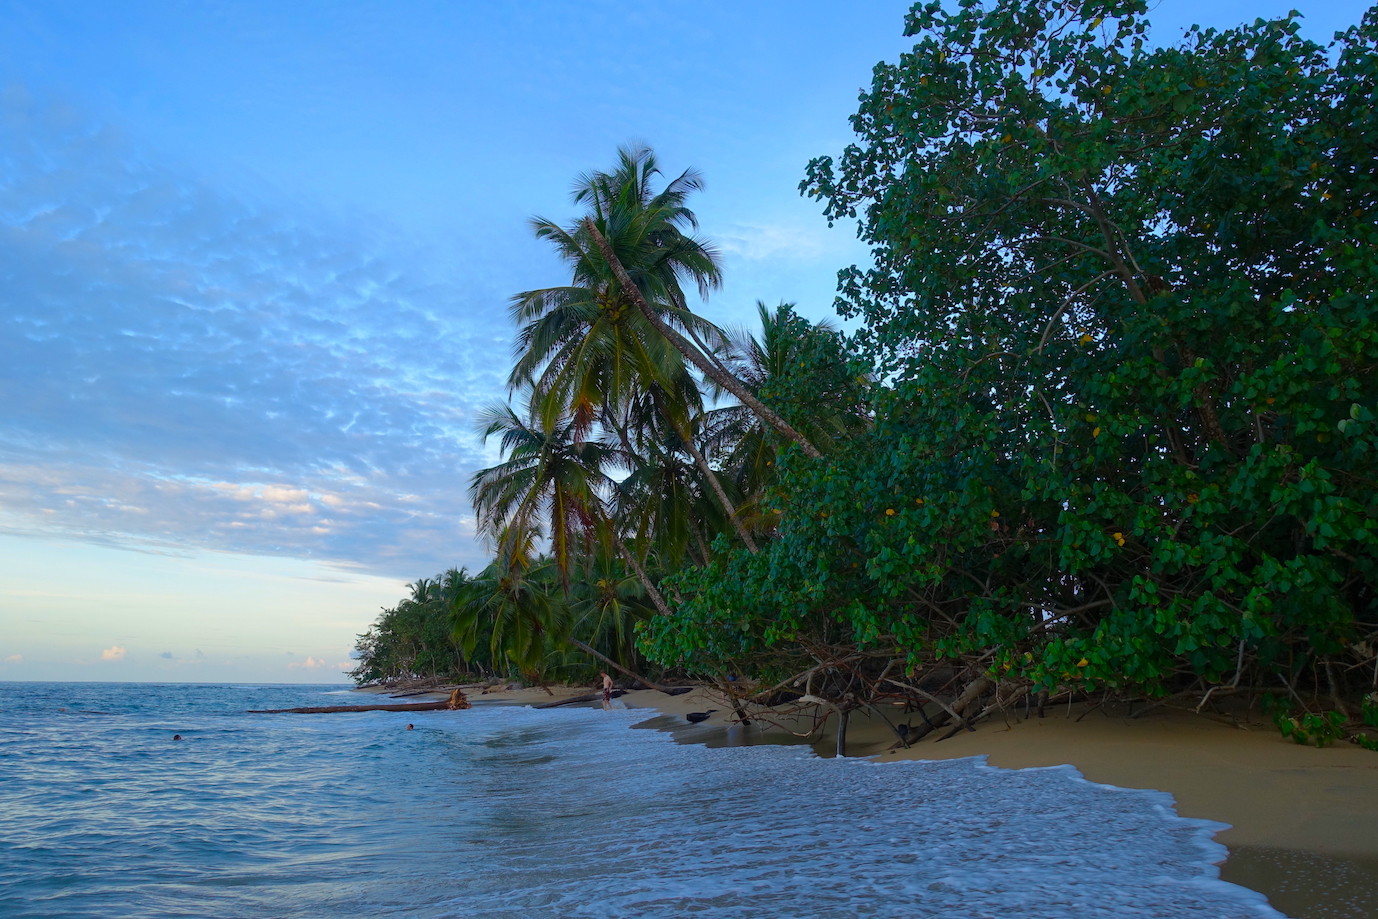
612 685 1378 919
5 679 1294 919
423 681 1378 919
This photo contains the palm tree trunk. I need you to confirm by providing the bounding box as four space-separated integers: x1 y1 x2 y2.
611 532 673 619
666 414 758 553
689 525 711 567
564 637 673 692
585 219 822 459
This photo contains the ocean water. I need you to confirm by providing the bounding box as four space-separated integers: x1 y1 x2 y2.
0 682 1285 918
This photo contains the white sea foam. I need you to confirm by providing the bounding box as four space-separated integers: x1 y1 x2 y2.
411 706 1285 918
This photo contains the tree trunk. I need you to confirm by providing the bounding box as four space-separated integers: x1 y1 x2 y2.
585 219 822 459
612 532 673 619
690 525 712 566
667 414 758 553
565 636 674 692
906 677 992 742
835 707 850 757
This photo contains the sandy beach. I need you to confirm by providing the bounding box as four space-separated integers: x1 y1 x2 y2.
609 686 1377 848
366 682 1378 918
614 686 1378 919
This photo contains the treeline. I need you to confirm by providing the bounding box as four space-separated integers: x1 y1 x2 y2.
360 1 1378 748
349 572 477 685
349 564 658 686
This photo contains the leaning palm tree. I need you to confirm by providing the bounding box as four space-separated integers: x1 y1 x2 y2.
558 150 822 458
512 145 763 550
510 144 726 435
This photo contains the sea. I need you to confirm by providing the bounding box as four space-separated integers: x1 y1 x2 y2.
0 682 1285 918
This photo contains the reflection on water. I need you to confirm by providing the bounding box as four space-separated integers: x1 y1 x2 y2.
0 682 1287 918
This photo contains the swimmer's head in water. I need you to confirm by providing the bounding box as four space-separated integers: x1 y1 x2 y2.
406 724 414 730
172 734 182 741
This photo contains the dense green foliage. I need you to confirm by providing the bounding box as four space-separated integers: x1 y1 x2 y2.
349 561 657 685
642 0 1378 735
369 2 1378 747
350 571 482 685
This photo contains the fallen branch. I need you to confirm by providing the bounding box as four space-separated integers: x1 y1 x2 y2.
883 677 976 733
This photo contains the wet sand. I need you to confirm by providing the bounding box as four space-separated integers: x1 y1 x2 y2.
616 687 1378 919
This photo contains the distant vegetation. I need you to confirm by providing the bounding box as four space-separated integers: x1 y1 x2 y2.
355 0 1378 750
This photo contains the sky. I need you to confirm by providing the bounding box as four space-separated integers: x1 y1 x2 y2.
0 0 1370 682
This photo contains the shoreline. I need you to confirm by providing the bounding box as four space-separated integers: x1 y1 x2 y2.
361 682 1378 918
619 686 1378 919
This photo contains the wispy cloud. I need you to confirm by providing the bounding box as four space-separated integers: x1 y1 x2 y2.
3 654 21 664
287 654 347 671
715 219 847 263
0 89 509 575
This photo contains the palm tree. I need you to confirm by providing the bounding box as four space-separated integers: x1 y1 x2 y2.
511 145 762 550
469 391 676 621
452 545 565 675
469 399 611 586
711 302 860 514
556 145 822 459
612 417 721 569
577 215 824 458
510 145 725 434
569 549 657 668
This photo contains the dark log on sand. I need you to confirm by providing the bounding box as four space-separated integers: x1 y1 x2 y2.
532 690 626 709
531 685 695 708
249 701 455 714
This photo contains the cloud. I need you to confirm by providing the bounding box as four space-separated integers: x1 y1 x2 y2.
3 654 21 664
288 655 328 670
160 651 174 659
101 645 127 661
0 89 506 575
715 219 840 262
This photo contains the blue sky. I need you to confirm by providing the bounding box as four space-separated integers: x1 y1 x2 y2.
0 0 1369 681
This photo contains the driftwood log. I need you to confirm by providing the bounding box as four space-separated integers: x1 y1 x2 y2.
248 701 455 714
533 690 627 709
253 688 471 715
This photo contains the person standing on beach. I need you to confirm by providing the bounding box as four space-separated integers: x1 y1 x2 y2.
601 672 613 709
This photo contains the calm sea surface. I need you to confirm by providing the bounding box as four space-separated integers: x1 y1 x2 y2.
0 682 1284 918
